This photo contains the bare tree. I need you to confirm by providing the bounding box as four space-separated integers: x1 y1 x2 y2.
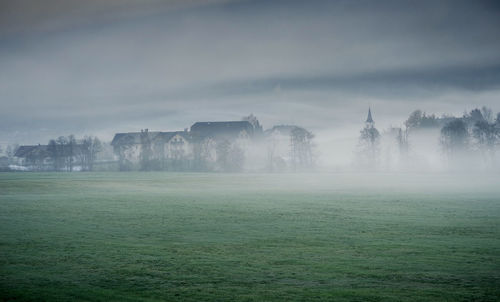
57 136 70 171
473 120 498 164
440 119 469 163
81 136 101 171
48 139 62 171
396 127 409 166
90 137 101 171
140 129 152 171
67 135 76 172
290 127 314 171
46 136 72 171
266 134 278 172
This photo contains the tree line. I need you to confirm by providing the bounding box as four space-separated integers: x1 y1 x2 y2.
356 106 500 170
117 126 315 173
47 135 102 171
5 135 102 171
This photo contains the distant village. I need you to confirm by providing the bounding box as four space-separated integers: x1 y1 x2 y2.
2 107 500 172
3 114 314 172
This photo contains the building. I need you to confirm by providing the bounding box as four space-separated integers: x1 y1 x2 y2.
12 115 314 172
14 145 50 169
14 143 87 171
111 129 192 170
110 121 256 170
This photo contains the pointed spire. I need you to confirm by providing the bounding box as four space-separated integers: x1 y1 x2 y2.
366 107 374 124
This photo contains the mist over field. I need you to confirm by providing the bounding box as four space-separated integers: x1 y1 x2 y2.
1 0 500 174
1 172 500 301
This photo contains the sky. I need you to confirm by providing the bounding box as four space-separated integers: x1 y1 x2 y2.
1 0 500 162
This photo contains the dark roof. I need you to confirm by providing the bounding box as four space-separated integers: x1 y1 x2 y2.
111 131 161 146
15 144 85 158
111 131 190 146
158 131 191 142
15 145 52 158
111 121 253 146
366 108 374 123
190 121 254 139
15 145 40 157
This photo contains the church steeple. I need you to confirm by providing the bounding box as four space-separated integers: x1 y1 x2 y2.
366 108 374 126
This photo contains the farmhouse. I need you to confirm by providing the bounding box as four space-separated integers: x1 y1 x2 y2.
14 143 90 171
111 130 190 170
110 121 256 170
14 145 51 169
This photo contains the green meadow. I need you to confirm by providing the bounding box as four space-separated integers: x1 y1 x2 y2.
0 172 499 301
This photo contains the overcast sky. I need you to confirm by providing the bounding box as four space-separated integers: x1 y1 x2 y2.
1 0 500 153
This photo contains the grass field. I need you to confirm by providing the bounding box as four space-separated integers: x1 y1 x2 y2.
0 172 499 301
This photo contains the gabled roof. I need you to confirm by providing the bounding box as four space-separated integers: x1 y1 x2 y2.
158 131 191 142
15 145 40 157
190 121 254 139
111 121 254 146
111 131 191 146
15 144 85 158
111 131 162 146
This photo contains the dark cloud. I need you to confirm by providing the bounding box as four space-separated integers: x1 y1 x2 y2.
0 0 235 37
